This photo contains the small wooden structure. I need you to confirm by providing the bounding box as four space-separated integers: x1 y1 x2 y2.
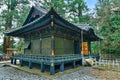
7 48 17 57
4 6 101 75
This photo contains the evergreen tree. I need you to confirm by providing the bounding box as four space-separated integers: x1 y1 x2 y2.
95 0 120 56
65 0 89 23
39 0 66 17
40 0 89 23
0 0 30 53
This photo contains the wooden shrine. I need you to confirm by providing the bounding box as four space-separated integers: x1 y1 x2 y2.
4 6 101 75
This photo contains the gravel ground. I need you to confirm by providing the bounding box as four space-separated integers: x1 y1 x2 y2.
0 64 48 80
0 63 101 80
53 67 100 80
91 68 120 80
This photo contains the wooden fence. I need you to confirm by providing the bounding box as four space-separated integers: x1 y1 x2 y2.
94 58 120 72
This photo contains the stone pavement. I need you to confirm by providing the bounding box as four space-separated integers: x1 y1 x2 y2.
0 60 101 80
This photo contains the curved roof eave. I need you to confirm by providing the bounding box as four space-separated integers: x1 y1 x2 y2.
4 7 102 42
89 31 103 41
4 7 83 36
23 6 47 26
4 7 52 36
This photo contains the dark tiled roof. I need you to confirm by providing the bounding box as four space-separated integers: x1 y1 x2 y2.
75 24 103 41
23 6 47 26
74 24 93 31
4 6 102 41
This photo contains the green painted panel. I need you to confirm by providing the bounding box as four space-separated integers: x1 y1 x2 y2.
64 39 74 54
55 37 64 48
55 37 74 55
42 37 51 55
55 48 64 55
55 37 64 55
24 40 31 54
25 49 31 54
32 39 40 54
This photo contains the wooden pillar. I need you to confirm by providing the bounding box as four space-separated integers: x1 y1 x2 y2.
60 62 64 72
78 40 80 54
50 14 55 75
13 59 16 65
11 53 14 64
20 59 23 66
51 36 55 56
73 61 76 68
41 62 45 72
29 60 32 69
50 62 55 75
40 38 42 54
81 30 85 66
51 14 54 55
88 41 91 54
51 35 55 74
81 30 84 56
99 40 101 54
64 38 65 54
80 59 82 65
73 40 75 54
11 58 13 64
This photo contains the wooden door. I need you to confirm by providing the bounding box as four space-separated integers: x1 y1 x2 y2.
81 42 89 55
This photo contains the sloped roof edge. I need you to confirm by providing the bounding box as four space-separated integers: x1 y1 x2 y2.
4 6 102 41
23 6 47 26
4 6 52 35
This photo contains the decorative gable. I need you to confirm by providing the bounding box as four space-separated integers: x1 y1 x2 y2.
23 6 47 26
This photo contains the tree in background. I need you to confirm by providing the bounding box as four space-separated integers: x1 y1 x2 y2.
40 0 66 17
65 0 89 23
38 0 89 23
95 0 120 56
0 0 30 53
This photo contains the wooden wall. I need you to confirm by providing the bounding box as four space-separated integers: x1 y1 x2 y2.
24 37 51 55
24 37 76 55
31 39 40 54
41 37 51 55
55 37 74 55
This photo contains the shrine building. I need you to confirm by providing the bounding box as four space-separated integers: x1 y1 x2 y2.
4 6 101 75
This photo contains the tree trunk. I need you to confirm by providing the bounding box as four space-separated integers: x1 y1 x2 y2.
3 36 10 53
2 14 12 53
